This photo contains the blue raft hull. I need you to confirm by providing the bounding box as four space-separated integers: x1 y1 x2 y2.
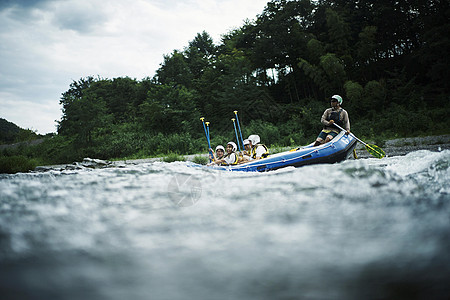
202 131 357 172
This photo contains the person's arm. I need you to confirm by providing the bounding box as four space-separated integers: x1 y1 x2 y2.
209 148 218 162
321 109 332 126
343 110 350 133
237 155 250 164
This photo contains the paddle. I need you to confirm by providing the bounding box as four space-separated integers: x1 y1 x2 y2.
200 117 213 162
333 123 385 159
206 121 210 142
231 118 242 152
234 110 245 148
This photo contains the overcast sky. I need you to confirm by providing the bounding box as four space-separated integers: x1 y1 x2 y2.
0 0 268 134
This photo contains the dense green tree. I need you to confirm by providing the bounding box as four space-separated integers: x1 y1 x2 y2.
108 77 138 122
319 53 346 92
306 39 325 64
60 89 109 144
139 84 199 135
324 8 351 56
185 31 217 81
58 76 95 137
155 50 193 87
343 80 363 115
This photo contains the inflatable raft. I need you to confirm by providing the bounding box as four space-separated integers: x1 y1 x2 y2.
203 131 357 172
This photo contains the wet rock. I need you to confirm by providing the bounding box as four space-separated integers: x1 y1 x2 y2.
80 158 112 168
34 158 113 172
34 166 54 172
65 164 84 170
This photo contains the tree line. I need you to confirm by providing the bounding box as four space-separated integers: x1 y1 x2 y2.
2 0 449 169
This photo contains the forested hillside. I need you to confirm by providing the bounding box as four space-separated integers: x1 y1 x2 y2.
4 0 450 165
0 118 40 144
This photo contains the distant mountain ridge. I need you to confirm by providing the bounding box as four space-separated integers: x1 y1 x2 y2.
0 118 40 144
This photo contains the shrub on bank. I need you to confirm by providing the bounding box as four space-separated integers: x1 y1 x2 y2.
192 155 208 165
163 153 185 162
0 155 38 174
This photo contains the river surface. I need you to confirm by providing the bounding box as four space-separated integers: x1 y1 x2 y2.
1 150 449 300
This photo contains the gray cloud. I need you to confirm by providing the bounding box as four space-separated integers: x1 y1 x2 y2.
0 0 55 26
1 0 108 34
0 0 52 11
51 5 108 33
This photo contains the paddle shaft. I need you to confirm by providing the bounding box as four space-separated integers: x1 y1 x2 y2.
234 111 245 148
200 118 212 162
206 122 213 162
333 123 367 146
231 119 242 152
206 122 212 150
333 123 384 158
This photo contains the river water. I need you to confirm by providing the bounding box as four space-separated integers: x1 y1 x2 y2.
1 150 449 299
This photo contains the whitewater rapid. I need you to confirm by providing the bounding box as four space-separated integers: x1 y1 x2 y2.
1 150 449 299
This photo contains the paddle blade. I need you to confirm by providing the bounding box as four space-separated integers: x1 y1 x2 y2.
365 144 385 159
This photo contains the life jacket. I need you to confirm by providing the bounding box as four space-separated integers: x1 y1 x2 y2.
327 109 344 127
214 155 225 166
223 152 238 165
251 144 269 159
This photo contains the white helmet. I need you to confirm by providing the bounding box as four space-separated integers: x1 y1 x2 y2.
243 139 250 146
215 145 225 152
331 94 343 105
248 134 260 145
227 141 237 152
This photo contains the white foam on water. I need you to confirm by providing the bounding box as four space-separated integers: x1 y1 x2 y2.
0 149 449 299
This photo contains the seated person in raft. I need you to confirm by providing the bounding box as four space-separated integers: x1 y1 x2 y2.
208 145 225 166
239 135 269 164
239 139 252 164
313 94 350 147
209 142 238 166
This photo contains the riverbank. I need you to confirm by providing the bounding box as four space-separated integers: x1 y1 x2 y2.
33 134 450 172
0 138 45 150
354 134 450 158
